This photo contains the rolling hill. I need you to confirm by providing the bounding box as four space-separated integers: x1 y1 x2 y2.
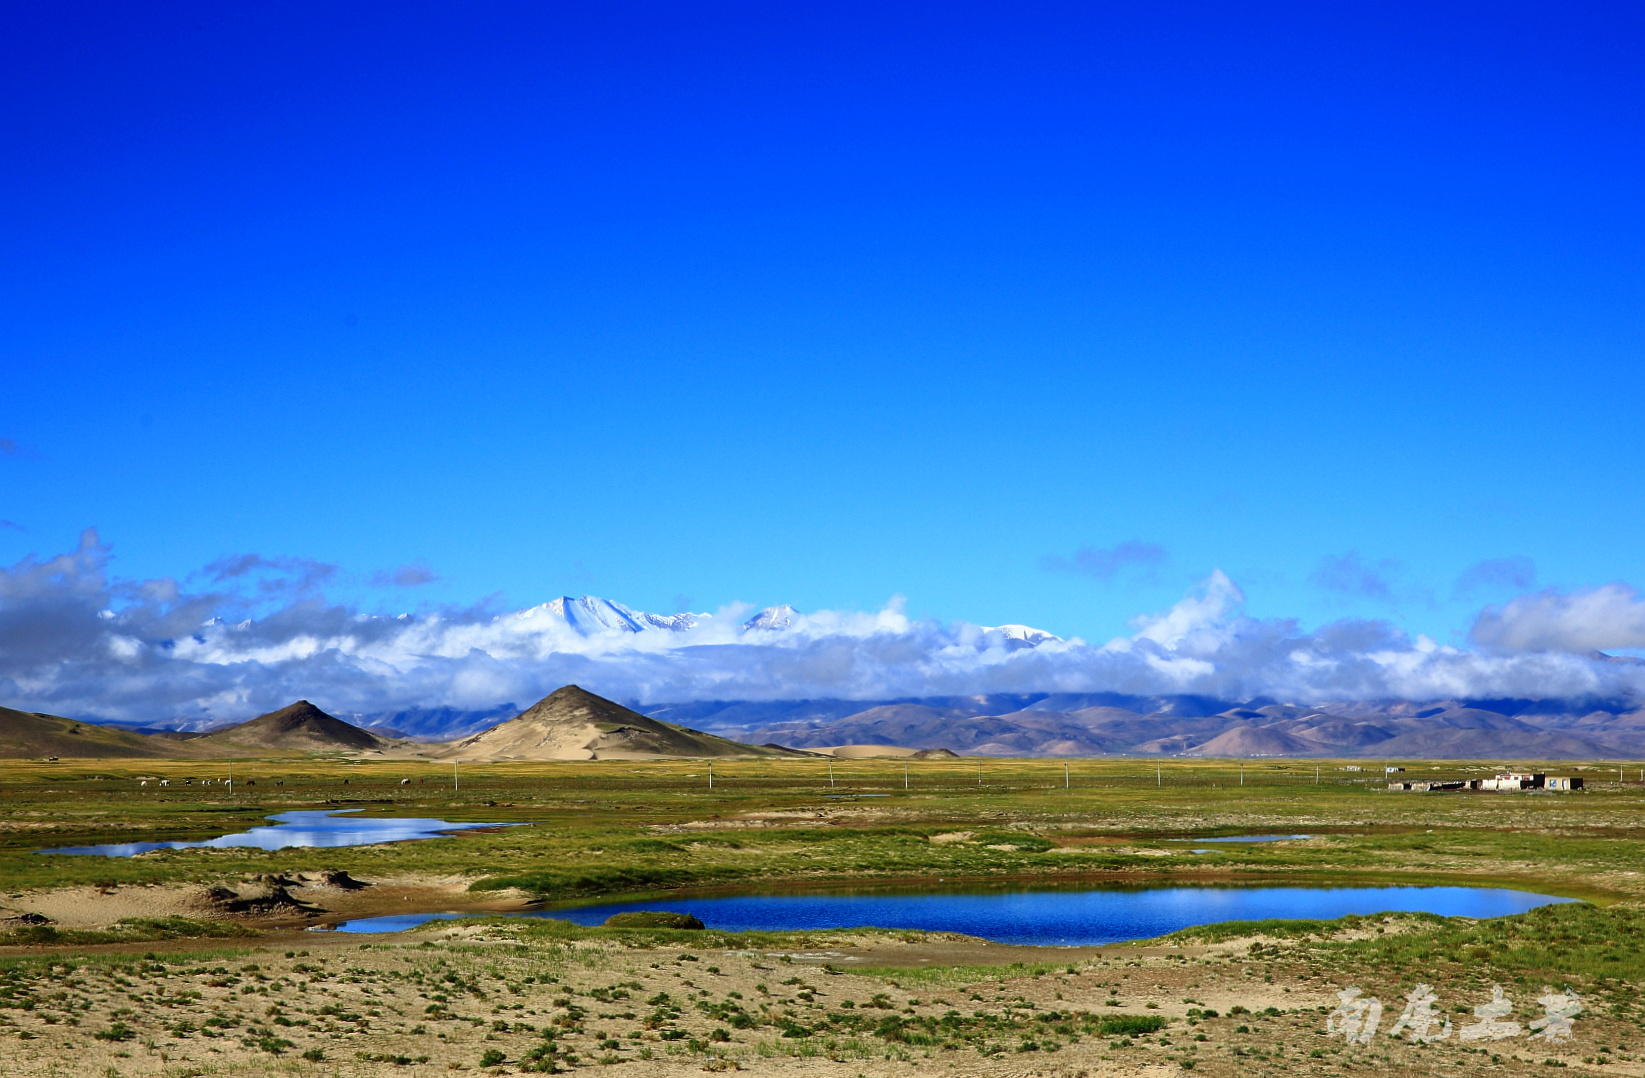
0 706 206 759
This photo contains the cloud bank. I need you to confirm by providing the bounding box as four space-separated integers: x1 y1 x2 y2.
1470 583 1645 653
2 532 1642 725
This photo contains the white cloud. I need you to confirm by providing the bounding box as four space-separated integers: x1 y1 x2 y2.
1470 583 1645 653
0 534 1641 724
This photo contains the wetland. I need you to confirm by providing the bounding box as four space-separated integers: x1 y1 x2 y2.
0 754 1642 1077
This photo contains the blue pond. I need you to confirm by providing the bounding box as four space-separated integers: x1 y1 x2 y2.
329 884 1572 944
38 810 514 857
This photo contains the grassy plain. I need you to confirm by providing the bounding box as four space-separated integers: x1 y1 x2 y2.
1 754 1643 1076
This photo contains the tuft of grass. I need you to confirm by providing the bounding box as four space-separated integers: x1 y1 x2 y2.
970 831 1056 852
601 911 705 929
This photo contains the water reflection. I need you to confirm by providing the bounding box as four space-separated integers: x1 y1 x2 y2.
39 810 516 857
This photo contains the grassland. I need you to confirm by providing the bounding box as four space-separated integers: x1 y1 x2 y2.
3 754 1641 899
0 753 1642 1076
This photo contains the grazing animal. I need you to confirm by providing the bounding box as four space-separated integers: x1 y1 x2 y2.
400 778 410 786
159 779 170 787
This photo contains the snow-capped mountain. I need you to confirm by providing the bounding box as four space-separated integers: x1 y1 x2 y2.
510 595 707 635
507 595 1059 645
984 624 1063 646
743 604 798 631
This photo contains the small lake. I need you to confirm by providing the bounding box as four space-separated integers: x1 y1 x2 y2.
328 884 1573 944
38 810 517 857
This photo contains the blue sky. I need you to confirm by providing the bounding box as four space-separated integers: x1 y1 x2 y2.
3 1 1643 664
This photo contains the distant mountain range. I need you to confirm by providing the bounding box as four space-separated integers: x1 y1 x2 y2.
642 693 1645 760
7 685 1644 760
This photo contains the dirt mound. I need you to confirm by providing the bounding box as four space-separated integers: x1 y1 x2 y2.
206 877 326 917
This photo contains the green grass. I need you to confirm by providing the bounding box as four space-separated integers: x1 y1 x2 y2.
1097 1014 1168 1035
1318 902 1645 984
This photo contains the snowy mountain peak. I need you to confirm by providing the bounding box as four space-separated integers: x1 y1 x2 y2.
509 595 1058 647
743 604 799 631
984 624 1063 646
512 596 706 636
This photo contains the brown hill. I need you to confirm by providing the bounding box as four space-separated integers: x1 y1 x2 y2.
0 706 205 759
1186 725 1333 756
427 685 782 761
193 701 393 753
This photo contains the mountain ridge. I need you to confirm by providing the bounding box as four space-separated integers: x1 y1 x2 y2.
647 695 1645 759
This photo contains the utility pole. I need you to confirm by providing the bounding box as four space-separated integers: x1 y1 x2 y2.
1065 762 1070 789
828 760 834 787
1156 762 1161 788
1315 765 1320 785
709 762 714 789
904 764 909 790
1239 763 1244 786
453 760 458 792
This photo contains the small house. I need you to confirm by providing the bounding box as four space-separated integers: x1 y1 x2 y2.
1481 772 1545 791
1544 776 1583 791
